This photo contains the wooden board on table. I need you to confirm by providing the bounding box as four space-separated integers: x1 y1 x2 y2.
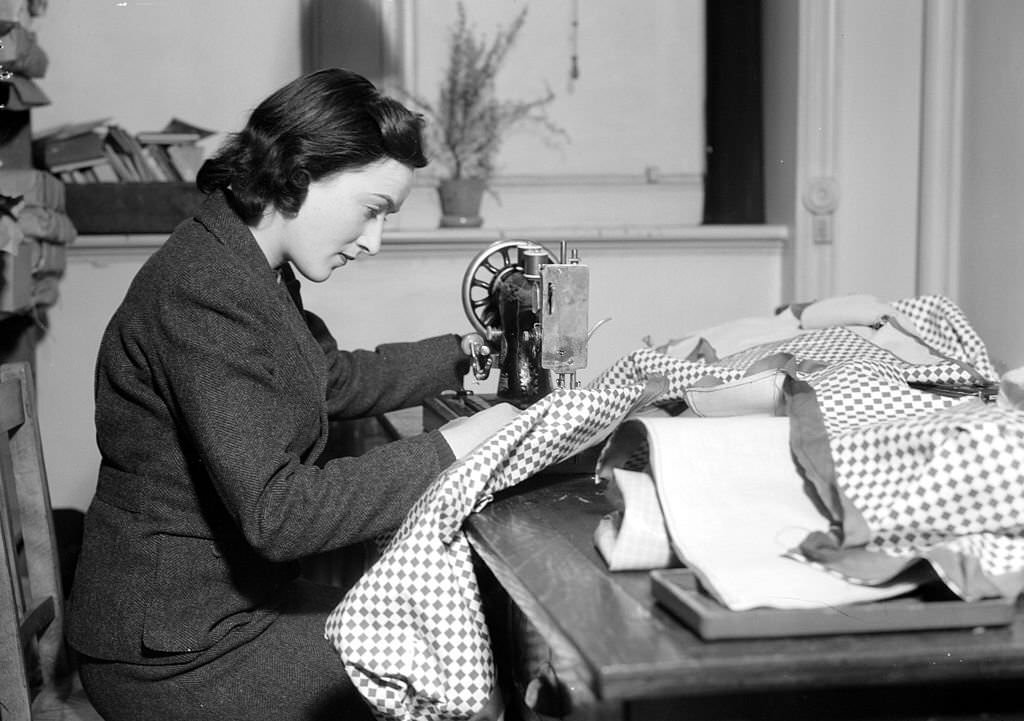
652 568 1017 641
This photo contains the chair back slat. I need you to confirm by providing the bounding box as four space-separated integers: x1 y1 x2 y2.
0 377 25 431
1 416 26 615
0 362 68 719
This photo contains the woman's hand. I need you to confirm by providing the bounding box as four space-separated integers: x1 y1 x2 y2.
438 402 520 459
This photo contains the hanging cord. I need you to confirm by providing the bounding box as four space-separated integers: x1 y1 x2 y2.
568 0 580 92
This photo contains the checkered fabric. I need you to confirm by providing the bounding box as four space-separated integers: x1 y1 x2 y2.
790 354 1024 600
752 296 1020 600
891 294 997 379
595 296 1021 599
594 468 678 571
326 294 1011 719
325 383 655 720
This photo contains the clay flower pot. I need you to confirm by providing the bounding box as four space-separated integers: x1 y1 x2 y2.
438 177 486 228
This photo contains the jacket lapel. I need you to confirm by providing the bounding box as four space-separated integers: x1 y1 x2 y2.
192 191 328 384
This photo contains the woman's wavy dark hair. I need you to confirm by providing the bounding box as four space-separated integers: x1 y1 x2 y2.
196 68 427 224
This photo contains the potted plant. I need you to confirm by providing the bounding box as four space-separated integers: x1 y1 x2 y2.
407 3 566 227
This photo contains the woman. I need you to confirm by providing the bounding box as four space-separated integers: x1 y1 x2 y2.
67 68 515 721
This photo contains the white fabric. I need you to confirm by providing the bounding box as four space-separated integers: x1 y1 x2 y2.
684 368 785 417
662 309 804 360
799 293 912 331
594 468 676 571
609 416 918 610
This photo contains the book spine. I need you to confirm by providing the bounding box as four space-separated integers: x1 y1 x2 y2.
143 143 183 182
102 139 140 182
166 144 203 183
107 125 157 182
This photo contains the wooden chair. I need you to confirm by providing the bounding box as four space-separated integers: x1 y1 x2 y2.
0 362 101 720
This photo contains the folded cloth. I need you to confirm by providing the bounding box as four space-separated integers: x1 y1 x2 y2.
598 416 921 610
29 271 58 306
3 74 48 109
17 206 76 244
0 169 66 210
998 366 1024 411
594 467 678 571
30 237 65 275
0 213 23 254
777 295 1023 600
0 1 33 24
789 365 1024 601
659 307 804 361
0 23 47 76
797 293 911 330
851 321 951 366
684 367 786 417
592 294 1013 606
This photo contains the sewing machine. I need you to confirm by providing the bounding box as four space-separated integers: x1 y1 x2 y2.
423 239 592 429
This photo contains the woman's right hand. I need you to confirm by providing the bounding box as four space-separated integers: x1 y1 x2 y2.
438 402 520 459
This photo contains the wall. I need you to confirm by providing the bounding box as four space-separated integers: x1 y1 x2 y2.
762 0 925 304
323 0 708 229
958 0 1024 373
45 231 783 511
831 0 923 300
32 0 305 154
407 1 704 180
34 249 144 510
28 0 785 511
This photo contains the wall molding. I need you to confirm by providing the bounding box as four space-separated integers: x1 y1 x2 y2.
413 172 701 188
396 172 705 230
916 0 965 299
70 224 788 258
793 0 841 301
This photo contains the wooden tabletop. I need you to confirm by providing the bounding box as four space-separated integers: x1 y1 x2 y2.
465 474 1024 710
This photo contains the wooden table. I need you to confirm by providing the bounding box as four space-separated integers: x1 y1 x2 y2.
465 473 1024 721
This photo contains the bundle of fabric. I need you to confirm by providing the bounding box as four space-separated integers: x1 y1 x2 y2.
0 0 50 111
596 294 1024 604
327 293 1015 720
0 169 76 313
595 415 931 610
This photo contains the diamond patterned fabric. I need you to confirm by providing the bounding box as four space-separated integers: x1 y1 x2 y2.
326 295 1015 720
325 383 654 720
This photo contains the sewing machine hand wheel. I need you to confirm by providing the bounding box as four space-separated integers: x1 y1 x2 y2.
461 239 556 338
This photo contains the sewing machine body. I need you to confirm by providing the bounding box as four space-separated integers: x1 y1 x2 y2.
492 257 590 402
423 240 595 472
460 239 591 399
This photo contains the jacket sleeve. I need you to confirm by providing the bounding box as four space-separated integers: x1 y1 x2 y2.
142 269 459 561
303 309 471 419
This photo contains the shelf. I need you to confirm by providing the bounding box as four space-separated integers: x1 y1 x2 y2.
71 224 789 257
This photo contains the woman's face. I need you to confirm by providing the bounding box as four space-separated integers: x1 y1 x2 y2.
271 158 414 282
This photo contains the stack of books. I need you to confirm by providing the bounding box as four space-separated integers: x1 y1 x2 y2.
31 118 111 182
32 118 213 184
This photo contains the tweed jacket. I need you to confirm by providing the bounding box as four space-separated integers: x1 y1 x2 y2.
68 191 467 663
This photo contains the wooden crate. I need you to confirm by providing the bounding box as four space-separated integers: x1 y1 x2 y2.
64 182 205 235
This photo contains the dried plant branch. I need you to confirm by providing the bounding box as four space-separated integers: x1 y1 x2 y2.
404 2 567 181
